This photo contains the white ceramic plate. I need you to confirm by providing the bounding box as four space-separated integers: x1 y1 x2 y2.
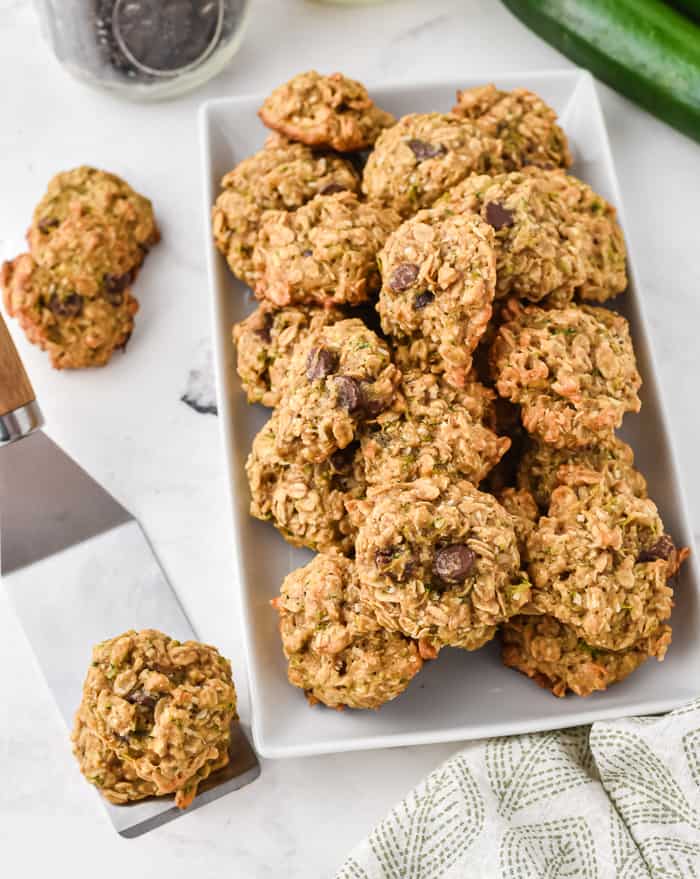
200 69 700 759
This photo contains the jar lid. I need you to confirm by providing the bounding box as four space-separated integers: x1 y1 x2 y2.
111 0 224 78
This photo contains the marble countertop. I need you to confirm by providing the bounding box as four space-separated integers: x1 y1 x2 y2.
1 0 699 875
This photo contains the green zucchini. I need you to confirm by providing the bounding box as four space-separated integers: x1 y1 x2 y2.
500 0 700 143
666 1 700 25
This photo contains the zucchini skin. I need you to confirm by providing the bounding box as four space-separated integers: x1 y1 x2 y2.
666 2 700 26
500 0 700 143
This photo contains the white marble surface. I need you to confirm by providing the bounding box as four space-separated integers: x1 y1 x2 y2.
1 1 699 875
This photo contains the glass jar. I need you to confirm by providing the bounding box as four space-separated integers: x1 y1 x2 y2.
34 0 251 101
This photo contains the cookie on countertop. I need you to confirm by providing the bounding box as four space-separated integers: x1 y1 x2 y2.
526 483 688 652
517 435 647 512
452 84 572 171
362 113 503 218
74 629 237 809
377 208 496 386
444 170 588 305
272 552 423 710
501 614 672 698
2 252 139 369
246 413 365 555
252 191 400 307
491 300 641 449
212 135 360 287
29 165 159 278
360 369 510 490
259 70 395 152
274 318 400 463
232 303 345 406
354 478 531 655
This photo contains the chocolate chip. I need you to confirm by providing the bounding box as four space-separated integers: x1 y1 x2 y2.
49 292 83 318
638 534 675 563
360 383 389 418
255 312 274 343
485 202 515 230
433 544 476 584
389 263 419 292
334 376 363 412
302 249 313 257
336 102 349 113
127 689 157 709
320 182 346 196
413 291 434 310
37 217 59 233
375 548 394 568
103 268 137 306
407 139 446 161
306 347 338 381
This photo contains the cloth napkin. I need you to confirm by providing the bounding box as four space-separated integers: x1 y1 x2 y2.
336 699 700 878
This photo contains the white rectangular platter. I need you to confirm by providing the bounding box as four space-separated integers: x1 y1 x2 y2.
201 69 700 759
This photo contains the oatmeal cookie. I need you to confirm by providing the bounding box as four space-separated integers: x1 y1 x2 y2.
360 370 510 489
518 435 647 512
232 303 344 406
259 70 395 152
526 484 688 651
529 167 627 301
444 170 587 304
491 300 641 448
252 191 400 307
502 614 672 697
75 629 237 808
362 113 502 217
212 135 359 286
452 84 572 170
354 479 530 654
377 209 495 386
29 166 158 278
247 413 365 554
2 252 138 369
273 553 422 709
275 318 400 462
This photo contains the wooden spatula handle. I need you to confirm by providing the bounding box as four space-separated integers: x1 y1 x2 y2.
0 311 36 416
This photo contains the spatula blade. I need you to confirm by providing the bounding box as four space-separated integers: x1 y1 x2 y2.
0 431 260 836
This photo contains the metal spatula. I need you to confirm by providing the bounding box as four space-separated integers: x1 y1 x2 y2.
0 314 260 837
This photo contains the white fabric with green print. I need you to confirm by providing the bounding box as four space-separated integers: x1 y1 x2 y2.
335 700 700 878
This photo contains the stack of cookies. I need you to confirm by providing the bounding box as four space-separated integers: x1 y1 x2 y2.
214 71 688 709
2 166 158 368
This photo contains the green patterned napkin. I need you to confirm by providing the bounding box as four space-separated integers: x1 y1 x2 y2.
336 700 700 878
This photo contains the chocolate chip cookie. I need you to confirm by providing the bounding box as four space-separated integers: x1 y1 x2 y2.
526 483 688 651
247 413 365 554
273 552 422 709
377 208 496 386
452 84 572 171
73 629 237 809
232 303 344 406
212 134 359 287
252 191 400 307
275 318 400 462
354 478 530 655
2 252 138 369
362 113 503 217
491 300 641 448
29 165 159 281
502 614 672 697
259 70 395 152
360 369 510 489
518 435 647 512
444 169 588 305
